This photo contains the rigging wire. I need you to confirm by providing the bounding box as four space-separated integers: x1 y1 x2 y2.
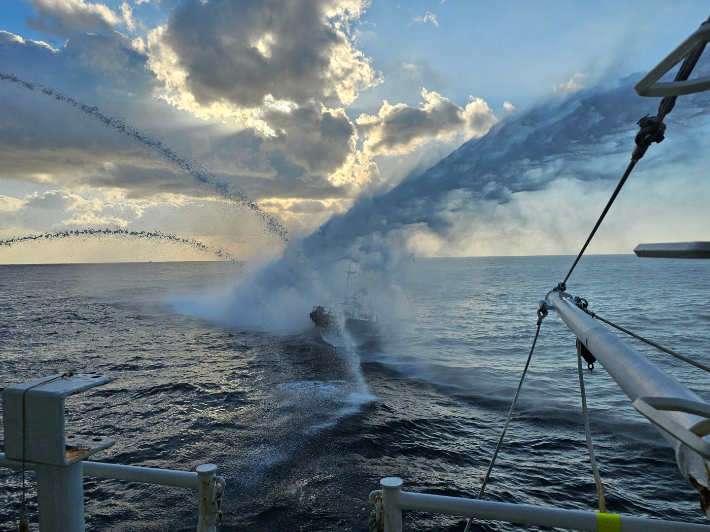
557 30 708 291
578 347 607 513
463 306 547 532
560 160 636 288
575 302 710 374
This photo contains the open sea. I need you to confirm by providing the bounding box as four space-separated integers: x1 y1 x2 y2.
0 255 709 531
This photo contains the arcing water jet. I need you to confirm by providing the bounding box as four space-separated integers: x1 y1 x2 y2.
0 72 287 240
0 228 237 261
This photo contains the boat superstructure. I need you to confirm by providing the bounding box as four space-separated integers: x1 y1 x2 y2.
310 261 381 343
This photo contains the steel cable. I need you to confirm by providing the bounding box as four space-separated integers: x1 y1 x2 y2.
559 19 708 289
561 160 636 288
584 309 710 374
463 308 546 532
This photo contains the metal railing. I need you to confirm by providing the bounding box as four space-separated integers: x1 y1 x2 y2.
374 477 710 532
0 453 224 532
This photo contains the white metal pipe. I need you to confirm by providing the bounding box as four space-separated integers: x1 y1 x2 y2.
0 453 198 489
36 462 85 532
383 478 710 532
545 290 707 433
397 491 709 531
545 290 710 515
83 461 198 489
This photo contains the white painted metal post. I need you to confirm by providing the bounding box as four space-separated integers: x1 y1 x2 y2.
2 374 115 532
380 477 403 532
196 464 223 532
35 462 85 532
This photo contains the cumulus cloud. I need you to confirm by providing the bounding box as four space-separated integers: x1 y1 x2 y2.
554 73 589 95
410 12 438 27
0 1 510 252
0 195 25 212
356 89 497 156
1 189 147 231
26 0 123 36
147 0 382 112
262 103 357 175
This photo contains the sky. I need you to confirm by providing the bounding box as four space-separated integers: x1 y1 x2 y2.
0 0 709 263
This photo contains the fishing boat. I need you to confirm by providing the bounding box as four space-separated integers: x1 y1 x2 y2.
310 261 381 344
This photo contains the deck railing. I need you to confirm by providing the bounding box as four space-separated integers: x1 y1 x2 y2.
0 453 224 532
373 477 710 532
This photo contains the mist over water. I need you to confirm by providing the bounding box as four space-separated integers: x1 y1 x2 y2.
166 61 710 345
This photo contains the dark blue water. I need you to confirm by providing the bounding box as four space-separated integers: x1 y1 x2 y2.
0 256 709 531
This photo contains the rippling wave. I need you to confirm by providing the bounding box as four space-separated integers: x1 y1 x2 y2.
0 256 708 531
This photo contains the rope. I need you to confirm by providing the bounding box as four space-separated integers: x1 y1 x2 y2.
578 305 710 374
368 490 384 532
463 307 547 532
578 349 607 513
557 22 708 291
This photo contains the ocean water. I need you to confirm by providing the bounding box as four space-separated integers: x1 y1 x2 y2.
0 255 709 531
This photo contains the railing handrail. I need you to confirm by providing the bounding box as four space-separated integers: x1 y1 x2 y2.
0 452 199 489
0 452 224 531
377 478 710 532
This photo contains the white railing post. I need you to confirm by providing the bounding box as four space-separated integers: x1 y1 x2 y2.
35 462 85 532
380 477 403 532
2 374 115 532
196 464 224 532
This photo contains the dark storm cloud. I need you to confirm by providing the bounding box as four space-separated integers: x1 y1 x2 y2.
154 0 379 107
263 103 356 174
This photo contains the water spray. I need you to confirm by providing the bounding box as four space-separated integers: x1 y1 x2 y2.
0 228 237 261
0 72 287 240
